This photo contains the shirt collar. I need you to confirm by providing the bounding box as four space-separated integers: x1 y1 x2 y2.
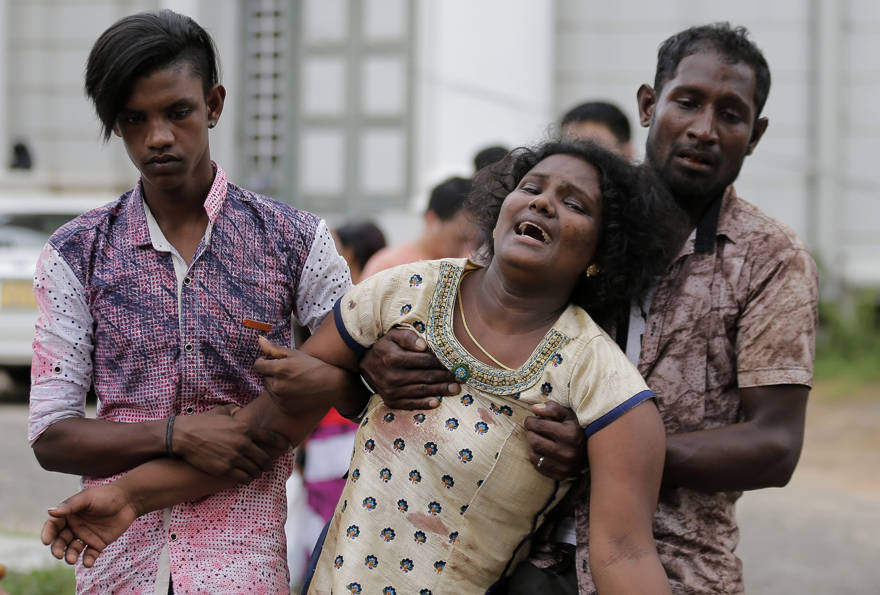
694 185 737 254
128 162 228 248
714 186 740 244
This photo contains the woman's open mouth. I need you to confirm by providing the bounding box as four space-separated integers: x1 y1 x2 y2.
515 221 550 244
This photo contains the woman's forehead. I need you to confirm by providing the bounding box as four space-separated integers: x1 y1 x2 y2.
526 154 601 194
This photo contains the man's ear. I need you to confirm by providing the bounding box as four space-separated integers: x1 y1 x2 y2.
206 84 226 124
637 84 656 128
745 116 769 156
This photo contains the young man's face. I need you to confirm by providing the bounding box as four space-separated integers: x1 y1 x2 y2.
114 61 224 198
638 50 768 213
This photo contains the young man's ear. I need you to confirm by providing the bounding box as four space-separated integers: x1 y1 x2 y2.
745 116 769 156
636 84 657 128
112 124 122 138
206 84 226 126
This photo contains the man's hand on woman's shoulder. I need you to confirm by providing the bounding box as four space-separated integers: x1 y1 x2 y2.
359 327 460 410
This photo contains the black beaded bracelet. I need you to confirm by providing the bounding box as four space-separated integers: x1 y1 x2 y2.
165 413 177 458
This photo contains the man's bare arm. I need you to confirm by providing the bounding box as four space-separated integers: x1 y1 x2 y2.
663 384 808 491
527 385 809 493
32 404 288 483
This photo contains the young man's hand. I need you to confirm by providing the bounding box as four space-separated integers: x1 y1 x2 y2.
254 338 338 413
172 405 287 483
359 327 460 410
524 401 587 481
42 484 138 568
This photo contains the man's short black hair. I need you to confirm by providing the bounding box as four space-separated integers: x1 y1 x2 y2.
654 22 771 118
427 177 473 221
85 9 220 140
473 146 509 172
560 101 632 144
336 222 387 270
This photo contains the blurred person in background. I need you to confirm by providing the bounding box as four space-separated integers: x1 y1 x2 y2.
560 100 634 161
473 144 510 172
361 176 480 277
334 221 387 284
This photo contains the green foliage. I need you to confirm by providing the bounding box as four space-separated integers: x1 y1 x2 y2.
2 565 74 595
815 290 880 385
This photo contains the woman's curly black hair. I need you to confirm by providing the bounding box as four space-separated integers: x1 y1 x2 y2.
466 140 686 326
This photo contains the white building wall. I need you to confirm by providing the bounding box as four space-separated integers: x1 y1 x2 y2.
357 0 558 246
3 0 148 195
411 0 555 206
839 0 880 288
0 0 241 198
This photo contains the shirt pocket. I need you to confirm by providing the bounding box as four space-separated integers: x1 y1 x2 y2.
214 270 293 361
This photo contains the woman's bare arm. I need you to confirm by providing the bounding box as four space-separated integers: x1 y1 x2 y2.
587 399 671 594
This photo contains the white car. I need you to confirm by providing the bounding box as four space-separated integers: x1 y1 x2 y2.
0 195 110 366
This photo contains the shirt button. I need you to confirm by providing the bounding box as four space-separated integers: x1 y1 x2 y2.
184 343 194 353
169 533 178 541
183 276 192 286
185 406 194 414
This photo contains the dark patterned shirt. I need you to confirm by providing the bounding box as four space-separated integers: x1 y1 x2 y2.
29 165 350 593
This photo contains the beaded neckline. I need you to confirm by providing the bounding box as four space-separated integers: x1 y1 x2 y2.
426 261 570 396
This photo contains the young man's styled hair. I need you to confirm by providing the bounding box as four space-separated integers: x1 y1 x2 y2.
654 22 771 118
427 176 473 221
560 101 632 145
85 9 220 140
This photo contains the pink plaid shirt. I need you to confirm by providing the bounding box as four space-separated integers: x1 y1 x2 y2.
29 165 350 594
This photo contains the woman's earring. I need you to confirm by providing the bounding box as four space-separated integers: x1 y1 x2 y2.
585 263 600 278
208 121 216 129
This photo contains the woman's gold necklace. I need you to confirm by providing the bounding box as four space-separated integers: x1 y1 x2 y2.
456 272 514 371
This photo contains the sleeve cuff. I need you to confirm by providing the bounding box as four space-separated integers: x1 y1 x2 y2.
333 297 366 357
584 389 655 438
737 368 813 389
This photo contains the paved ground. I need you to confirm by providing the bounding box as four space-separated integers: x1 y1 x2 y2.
1 380 879 592
738 388 880 593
